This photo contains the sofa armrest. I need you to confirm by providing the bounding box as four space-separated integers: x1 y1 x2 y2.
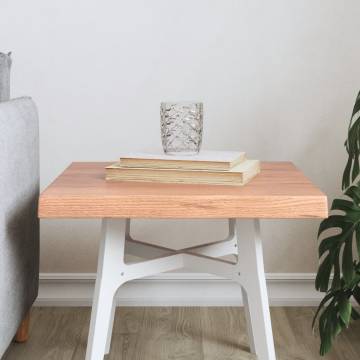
0 97 39 356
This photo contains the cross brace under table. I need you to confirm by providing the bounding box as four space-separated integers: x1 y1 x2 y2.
85 218 276 360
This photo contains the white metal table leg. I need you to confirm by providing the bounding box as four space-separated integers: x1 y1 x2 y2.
241 286 256 353
85 219 127 360
105 218 131 354
86 218 185 359
105 296 116 354
235 219 276 360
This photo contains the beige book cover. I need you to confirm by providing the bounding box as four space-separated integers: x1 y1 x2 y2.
119 150 246 171
106 159 260 186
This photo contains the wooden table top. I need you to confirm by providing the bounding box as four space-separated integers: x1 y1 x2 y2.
38 162 328 219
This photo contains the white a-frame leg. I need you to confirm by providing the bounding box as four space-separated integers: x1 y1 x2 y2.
85 218 276 360
85 219 184 360
235 219 276 360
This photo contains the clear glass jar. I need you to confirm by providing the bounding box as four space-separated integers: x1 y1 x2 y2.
160 102 203 155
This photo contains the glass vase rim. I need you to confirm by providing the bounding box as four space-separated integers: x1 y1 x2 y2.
161 101 203 105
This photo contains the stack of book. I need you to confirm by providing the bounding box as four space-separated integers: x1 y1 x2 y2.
105 151 260 186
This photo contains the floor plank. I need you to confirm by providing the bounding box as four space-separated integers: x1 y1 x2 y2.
200 307 253 359
5 308 89 360
4 307 360 360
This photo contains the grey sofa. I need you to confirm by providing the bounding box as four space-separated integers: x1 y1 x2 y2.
0 97 39 357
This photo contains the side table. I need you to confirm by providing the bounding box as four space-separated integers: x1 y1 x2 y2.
39 162 327 360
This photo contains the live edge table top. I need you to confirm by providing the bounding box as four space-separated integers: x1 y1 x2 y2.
38 162 328 219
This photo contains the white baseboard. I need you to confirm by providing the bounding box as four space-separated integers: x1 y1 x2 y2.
36 273 323 307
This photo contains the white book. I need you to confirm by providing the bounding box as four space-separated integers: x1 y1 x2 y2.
119 150 246 171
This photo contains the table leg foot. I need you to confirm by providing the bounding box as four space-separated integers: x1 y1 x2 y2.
105 297 116 354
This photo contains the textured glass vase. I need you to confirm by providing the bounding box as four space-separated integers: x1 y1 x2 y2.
161 102 203 155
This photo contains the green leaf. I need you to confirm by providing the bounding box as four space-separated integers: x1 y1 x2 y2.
331 249 341 290
342 92 360 190
335 322 344 336
319 307 334 356
319 231 349 258
342 238 354 285
345 185 360 204
339 296 352 326
320 338 332 356
348 271 360 288
350 91 360 119
343 157 352 190
356 225 360 258
353 286 360 305
312 291 337 328
330 308 342 337
318 215 346 237
331 199 356 212
316 254 334 292
348 123 360 152
352 156 360 182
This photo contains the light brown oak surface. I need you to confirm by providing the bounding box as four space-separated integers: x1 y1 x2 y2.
38 162 328 219
4 307 360 360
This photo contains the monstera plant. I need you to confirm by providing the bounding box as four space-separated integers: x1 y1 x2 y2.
314 91 360 355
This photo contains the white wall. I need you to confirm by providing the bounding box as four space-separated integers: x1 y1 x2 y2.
1 0 359 274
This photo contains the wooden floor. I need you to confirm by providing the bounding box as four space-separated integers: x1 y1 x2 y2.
4 307 360 360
